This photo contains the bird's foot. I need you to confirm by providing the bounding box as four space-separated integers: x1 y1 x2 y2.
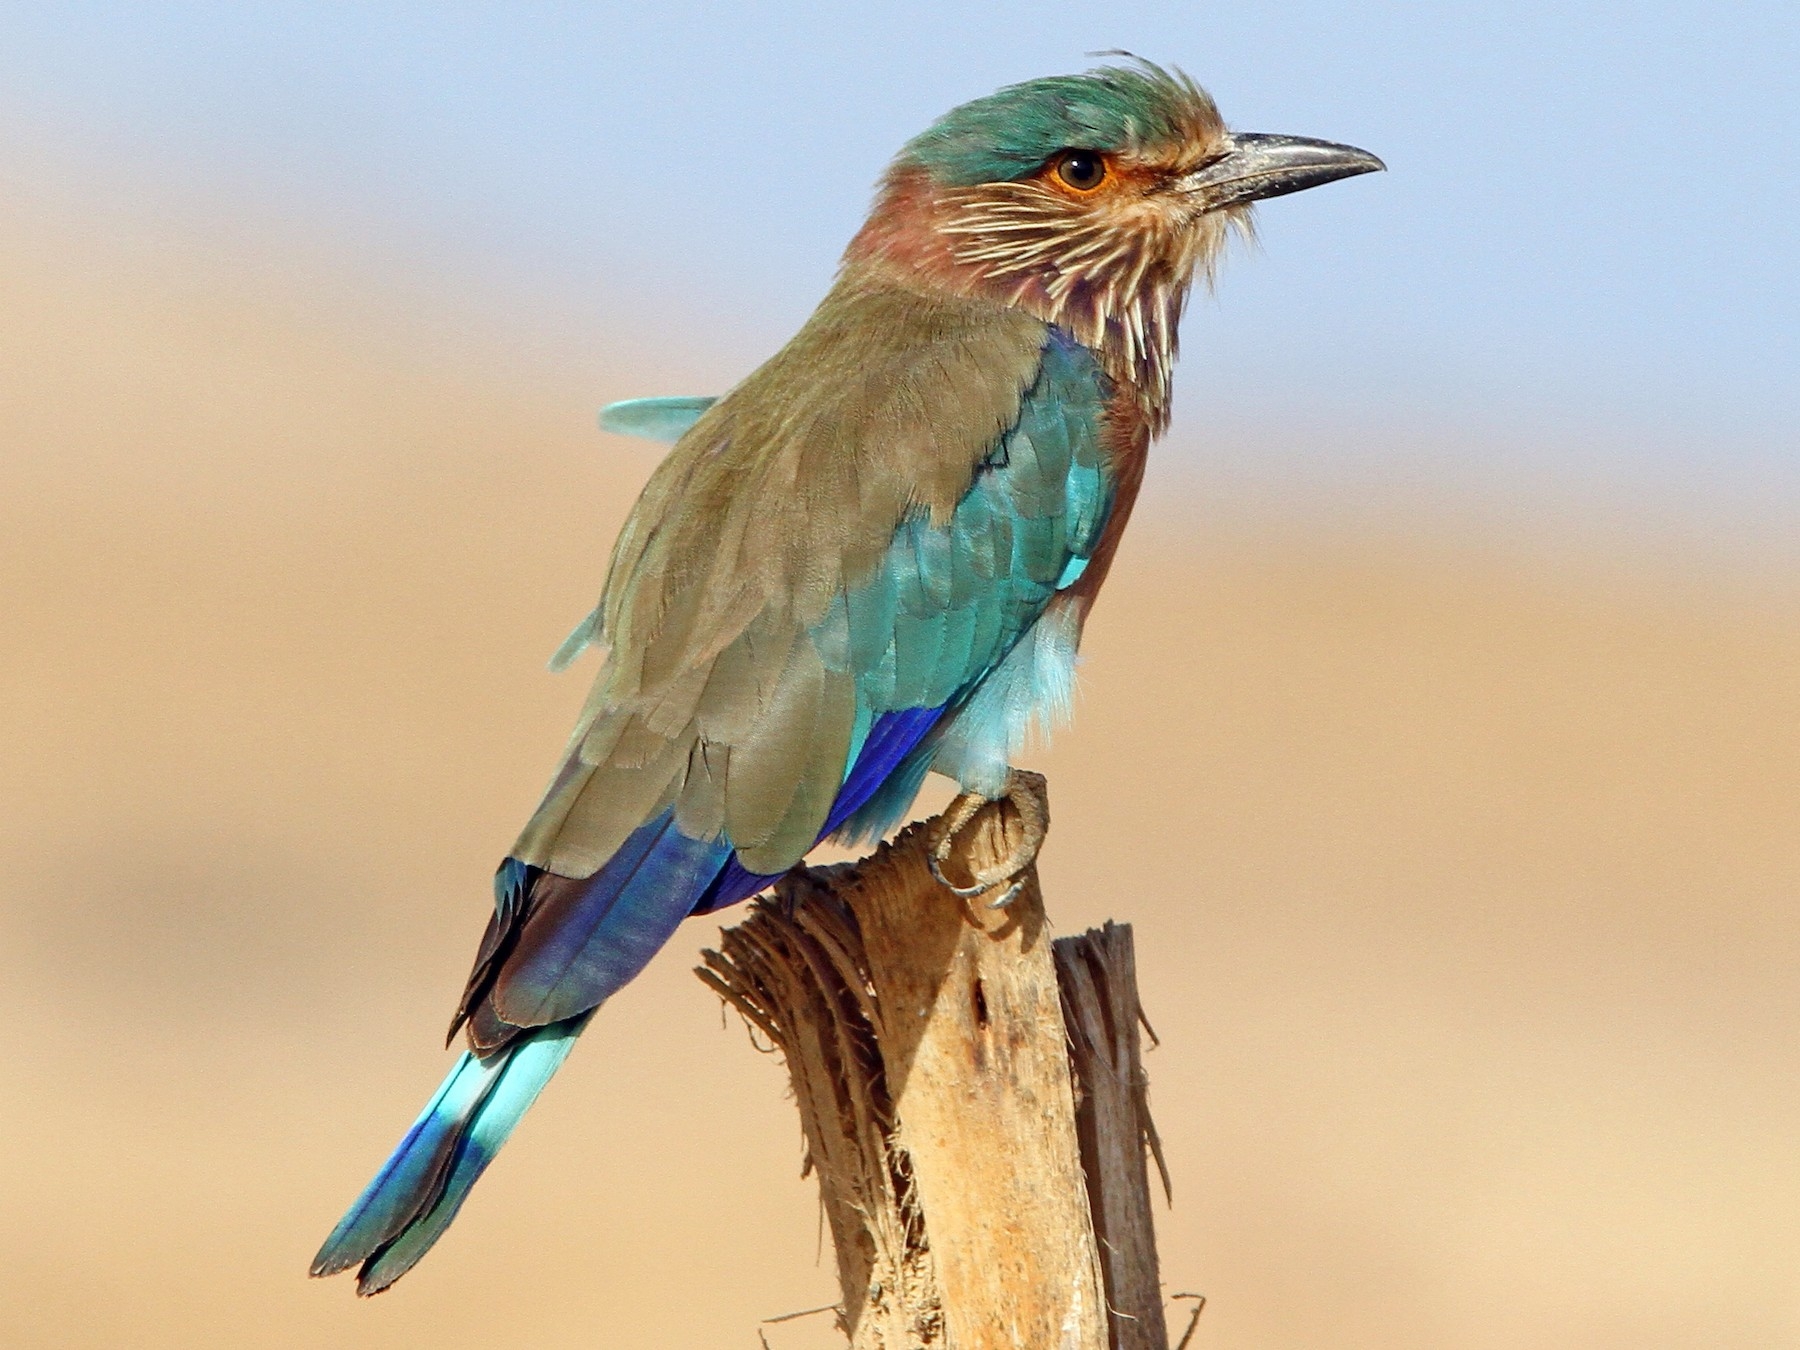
925 770 1049 919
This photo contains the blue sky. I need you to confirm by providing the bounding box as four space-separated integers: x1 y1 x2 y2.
4 2 1796 537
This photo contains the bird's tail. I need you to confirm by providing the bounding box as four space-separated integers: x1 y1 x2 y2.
309 1013 590 1295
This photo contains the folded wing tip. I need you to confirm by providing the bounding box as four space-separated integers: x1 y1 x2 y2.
598 395 718 444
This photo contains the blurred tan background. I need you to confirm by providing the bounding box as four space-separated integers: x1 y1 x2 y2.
3 177 1797 1350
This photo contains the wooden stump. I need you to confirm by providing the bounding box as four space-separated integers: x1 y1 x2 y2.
698 773 1173 1349
1056 923 1172 1350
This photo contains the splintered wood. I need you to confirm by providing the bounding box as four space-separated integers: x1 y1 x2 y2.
697 773 1174 1350
1056 924 1172 1350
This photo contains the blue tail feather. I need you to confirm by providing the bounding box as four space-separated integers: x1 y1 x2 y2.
491 815 732 1027
312 1017 588 1294
311 1049 506 1280
318 703 951 1290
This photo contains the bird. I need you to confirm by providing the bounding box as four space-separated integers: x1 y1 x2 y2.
311 58 1381 1295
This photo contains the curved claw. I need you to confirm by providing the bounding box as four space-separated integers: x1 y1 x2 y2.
925 769 1049 911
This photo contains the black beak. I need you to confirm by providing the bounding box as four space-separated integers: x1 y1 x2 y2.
1178 132 1384 211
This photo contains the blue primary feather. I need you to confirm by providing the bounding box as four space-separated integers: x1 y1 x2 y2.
494 814 732 1027
830 736 941 847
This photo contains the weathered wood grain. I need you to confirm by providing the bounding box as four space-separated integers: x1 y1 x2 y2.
1057 923 1171 1350
700 774 1171 1349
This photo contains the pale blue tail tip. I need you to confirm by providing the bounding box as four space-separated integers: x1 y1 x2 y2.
311 1018 587 1295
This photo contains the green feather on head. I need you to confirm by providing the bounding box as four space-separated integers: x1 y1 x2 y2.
899 58 1222 187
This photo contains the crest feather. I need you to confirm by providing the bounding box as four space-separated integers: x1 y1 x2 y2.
901 59 1222 187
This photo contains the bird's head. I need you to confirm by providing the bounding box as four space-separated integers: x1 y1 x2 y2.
847 59 1382 426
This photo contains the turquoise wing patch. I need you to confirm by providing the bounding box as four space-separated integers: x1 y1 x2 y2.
819 330 1116 836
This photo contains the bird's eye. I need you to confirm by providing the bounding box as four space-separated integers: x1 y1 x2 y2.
1053 150 1108 193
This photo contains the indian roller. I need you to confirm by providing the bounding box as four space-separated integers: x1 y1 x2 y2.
312 59 1381 1294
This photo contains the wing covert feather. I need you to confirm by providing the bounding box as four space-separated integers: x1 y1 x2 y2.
458 285 1126 1056
515 272 1050 880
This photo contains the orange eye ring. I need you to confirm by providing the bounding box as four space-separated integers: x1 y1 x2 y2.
1051 149 1109 194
